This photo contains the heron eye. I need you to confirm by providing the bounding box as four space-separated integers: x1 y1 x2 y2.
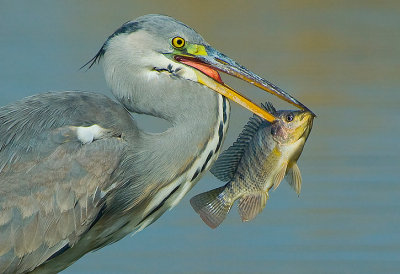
172 36 185 48
286 113 294 122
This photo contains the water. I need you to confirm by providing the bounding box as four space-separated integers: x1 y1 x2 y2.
1 1 399 273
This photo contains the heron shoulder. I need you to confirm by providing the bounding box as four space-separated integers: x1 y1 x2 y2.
0 91 139 272
0 91 139 171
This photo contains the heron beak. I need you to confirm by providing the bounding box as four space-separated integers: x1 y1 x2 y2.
173 45 315 122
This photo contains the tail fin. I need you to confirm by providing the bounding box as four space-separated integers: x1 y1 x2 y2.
190 186 231 229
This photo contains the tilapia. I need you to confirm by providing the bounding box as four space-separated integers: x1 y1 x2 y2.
190 102 314 228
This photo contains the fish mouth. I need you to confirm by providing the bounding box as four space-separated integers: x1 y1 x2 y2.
171 44 315 122
299 111 314 139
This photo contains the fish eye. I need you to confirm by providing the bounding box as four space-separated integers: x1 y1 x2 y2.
172 36 185 48
286 113 294 122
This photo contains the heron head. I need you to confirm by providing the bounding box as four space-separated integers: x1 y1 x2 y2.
84 14 313 122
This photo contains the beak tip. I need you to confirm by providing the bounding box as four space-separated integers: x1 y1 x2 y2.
306 108 317 118
304 107 316 118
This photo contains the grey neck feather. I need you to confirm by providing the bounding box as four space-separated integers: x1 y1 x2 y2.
102 46 223 214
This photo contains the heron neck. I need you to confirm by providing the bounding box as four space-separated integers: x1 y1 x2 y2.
105 64 230 211
135 89 227 182
110 71 229 167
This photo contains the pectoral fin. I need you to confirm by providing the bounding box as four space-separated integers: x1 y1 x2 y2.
286 163 302 195
238 192 268 222
273 164 287 190
190 186 231 229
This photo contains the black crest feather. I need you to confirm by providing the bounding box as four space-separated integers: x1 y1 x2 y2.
80 20 143 70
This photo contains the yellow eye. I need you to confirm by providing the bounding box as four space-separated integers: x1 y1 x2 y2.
172 36 185 48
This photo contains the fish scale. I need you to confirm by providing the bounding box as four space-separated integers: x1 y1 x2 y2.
191 102 314 228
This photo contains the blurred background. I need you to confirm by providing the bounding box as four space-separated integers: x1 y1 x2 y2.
1 0 399 273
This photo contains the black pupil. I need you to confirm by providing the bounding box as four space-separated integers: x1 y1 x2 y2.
287 113 294 122
177 39 182 45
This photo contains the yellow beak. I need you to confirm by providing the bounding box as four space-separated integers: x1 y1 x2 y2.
194 70 277 122
173 44 314 122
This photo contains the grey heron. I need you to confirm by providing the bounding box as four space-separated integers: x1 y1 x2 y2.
0 14 310 273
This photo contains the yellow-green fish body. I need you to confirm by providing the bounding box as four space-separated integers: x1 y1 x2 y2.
190 102 314 228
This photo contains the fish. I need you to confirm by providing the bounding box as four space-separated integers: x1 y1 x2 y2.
190 102 314 228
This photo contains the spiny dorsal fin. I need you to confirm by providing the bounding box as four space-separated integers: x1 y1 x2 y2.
261 102 277 116
210 102 274 182
238 192 269 222
190 186 231 229
286 163 302 195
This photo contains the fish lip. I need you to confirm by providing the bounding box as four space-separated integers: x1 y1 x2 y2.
274 110 314 141
299 112 314 139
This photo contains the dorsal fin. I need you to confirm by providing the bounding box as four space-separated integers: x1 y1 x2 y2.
210 102 274 182
261 102 277 116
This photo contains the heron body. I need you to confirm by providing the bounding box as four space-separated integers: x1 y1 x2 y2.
0 14 309 273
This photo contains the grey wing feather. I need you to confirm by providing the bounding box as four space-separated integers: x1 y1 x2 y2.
0 91 138 273
210 102 275 182
0 91 137 173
